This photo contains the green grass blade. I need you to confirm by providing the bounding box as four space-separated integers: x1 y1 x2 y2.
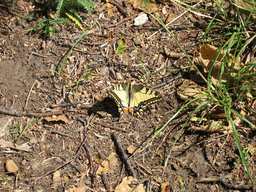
226 107 250 177
56 0 65 16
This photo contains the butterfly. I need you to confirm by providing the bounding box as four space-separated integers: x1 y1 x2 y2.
109 82 161 114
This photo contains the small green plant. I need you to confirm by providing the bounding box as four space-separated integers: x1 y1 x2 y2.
30 17 67 37
30 0 95 37
115 38 127 55
56 0 94 16
56 0 94 30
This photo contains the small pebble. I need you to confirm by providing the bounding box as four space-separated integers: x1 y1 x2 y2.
134 12 148 26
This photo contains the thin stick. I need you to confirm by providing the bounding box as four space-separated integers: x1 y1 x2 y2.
35 159 73 180
111 134 136 177
24 80 37 110
31 52 47 58
78 116 97 188
0 107 89 118
0 108 71 117
198 176 255 191
94 121 128 133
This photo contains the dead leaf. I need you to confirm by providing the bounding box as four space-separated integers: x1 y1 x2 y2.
129 0 158 13
198 44 241 83
96 152 118 175
199 44 224 76
114 176 145 192
44 114 70 124
177 79 206 101
5 159 19 174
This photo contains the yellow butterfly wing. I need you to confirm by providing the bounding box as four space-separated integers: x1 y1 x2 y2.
130 84 160 111
110 84 130 109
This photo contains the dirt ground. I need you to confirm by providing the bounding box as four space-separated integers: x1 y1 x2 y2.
0 1 256 191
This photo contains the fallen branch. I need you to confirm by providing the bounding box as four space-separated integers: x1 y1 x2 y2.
198 176 256 191
78 116 97 188
0 106 89 118
111 133 136 177
0 108 74 117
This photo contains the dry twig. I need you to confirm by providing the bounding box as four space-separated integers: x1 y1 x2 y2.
111 133 136 177
0 107 88 118
198 176 256 191
24 80 38 110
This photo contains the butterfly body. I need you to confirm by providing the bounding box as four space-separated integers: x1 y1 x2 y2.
109 83 160 114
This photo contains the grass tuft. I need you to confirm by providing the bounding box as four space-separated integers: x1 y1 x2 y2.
150 0 256 179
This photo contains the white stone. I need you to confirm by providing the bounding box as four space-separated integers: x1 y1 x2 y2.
134 12 148 26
